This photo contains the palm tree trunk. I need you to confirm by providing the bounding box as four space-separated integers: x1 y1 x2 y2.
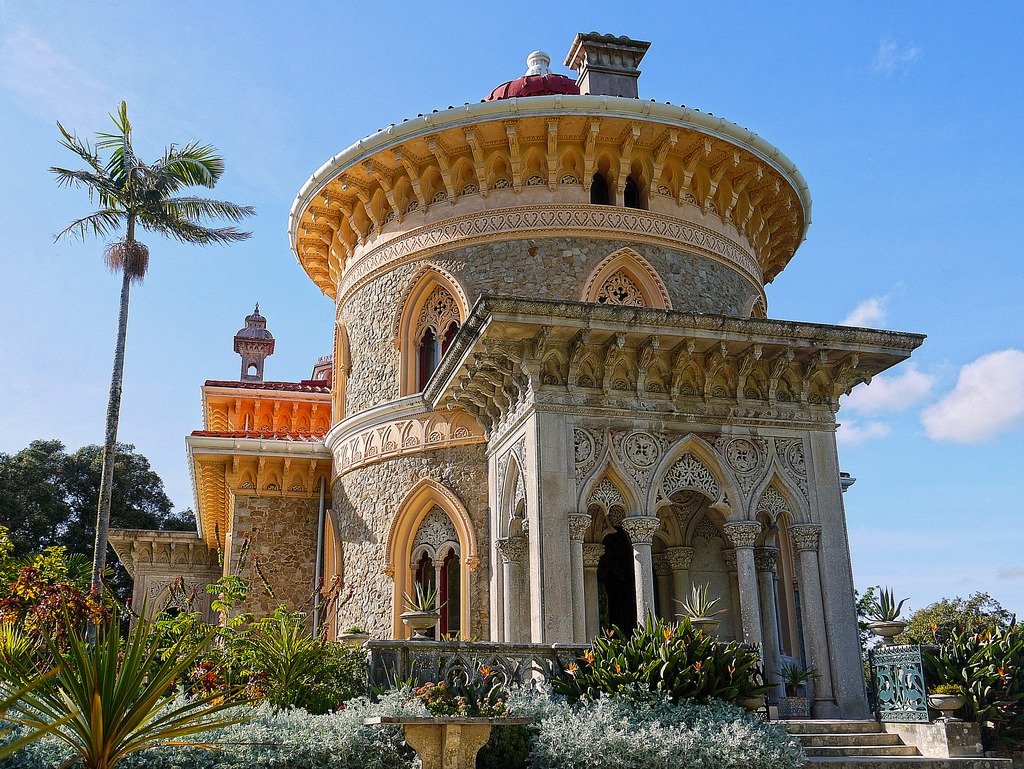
90 223 134 593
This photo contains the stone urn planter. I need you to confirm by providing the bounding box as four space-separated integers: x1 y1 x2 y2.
928 693 966 721
365 716 534 769
400 610 439 640
868 620 907 646
338 630 371 646
689 617 721 635
778 696 812 719
739 695 765 712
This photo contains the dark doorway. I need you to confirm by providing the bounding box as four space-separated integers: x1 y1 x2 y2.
597 527 637 634
624 175 643 209
590 173 610 205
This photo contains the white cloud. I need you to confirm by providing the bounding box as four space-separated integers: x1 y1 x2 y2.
843 364 935 414
922 349 1024 443
842 296 888 328
836 420 891 448
873 40 922 74
0 25 120 126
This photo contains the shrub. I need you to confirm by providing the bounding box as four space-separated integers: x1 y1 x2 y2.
554 614 768 704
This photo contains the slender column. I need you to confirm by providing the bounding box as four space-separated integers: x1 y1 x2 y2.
721 548 742 635
496 536 529 643
621 516 661 624
582 543 604 640
755 547 785 703
567 514 592 643
664 547 693 622
724 522 764 648
790 524 835 708
653 554 673 620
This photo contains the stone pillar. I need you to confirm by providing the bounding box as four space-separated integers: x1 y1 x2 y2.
653 554 673 620
664 546 693 622
621 516 661 624
755 547 785 703
724 522 764 648
496 536 529 643
566 514 592 643
789 524 836 712
582 543 604 640
721 548 742 635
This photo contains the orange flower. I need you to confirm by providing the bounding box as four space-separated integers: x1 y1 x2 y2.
693 662 703 672
479 666 491 677
614 664 622 673
663 628 673 640
567 663 578 675
583 650 595 665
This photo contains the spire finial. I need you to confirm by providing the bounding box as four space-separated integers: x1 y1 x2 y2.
525 51 551 76
254 301 260 315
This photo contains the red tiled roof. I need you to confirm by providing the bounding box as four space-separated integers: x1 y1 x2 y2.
204 379 331 393
191 430 326 442
485 73 580 101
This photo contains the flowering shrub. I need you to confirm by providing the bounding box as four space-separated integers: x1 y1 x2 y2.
555 614 768 704
413 674 506 717
0 565 107 654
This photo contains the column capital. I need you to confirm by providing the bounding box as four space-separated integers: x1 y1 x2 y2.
652 553 672 576
789 524 822 552
663 546 694 571
496 535 529 563
582 542 604 568
621 515 661 545
754 547 779 574
723 521 762 549
567 513 593 542
721 548 738 572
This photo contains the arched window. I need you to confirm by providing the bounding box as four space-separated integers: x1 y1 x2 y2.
581 248 672 310
395 270 467 396
410 506 462 639
624 175 643 210
590 173 610 205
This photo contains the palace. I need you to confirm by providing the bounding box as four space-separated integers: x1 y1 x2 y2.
111 33 924 719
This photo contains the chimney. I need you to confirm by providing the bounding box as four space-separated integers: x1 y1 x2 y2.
564 32 651 99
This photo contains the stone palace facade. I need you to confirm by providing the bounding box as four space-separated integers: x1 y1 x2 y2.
111 33 924 719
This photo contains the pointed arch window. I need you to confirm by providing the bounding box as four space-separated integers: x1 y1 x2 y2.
396 271 467 396
590 173 610 205
624 175 643 209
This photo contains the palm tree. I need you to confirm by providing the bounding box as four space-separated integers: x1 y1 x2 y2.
52 102 255 592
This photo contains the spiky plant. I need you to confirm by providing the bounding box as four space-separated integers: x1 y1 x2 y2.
51 102 254 591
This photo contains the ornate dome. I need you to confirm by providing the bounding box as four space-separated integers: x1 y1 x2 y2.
235 303 274 341
485 51 580 101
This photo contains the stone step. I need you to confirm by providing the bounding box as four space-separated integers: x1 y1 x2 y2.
783 720 888 735
805 758 1011 769
800 733 906 748
805 745 922 758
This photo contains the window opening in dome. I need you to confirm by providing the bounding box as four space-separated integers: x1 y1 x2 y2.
624 175 644 210
591 173 610 205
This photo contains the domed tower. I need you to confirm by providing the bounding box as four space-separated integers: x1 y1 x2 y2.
290 33 923 719
233 303 275 382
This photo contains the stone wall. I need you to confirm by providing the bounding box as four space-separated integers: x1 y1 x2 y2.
339 236 759 414
228 495 320 620
331 443 489 640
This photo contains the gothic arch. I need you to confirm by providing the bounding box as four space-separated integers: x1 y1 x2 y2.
499 453 527 538
578 460 641 526
648 434 741 520
393 266 469 395
742 293 768 319
385 478 478 639
581 248 672 310
746 465 809 525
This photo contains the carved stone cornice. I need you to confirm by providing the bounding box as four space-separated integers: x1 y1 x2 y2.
724 521 762 549
496 536 529 564
567 513 593 542
789 524 822 552
107 530 219 580
754 547 779 573
621 515 662 545
663 546 694 571
582 543 605 568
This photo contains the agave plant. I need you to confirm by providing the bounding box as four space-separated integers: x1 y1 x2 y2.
402 581 443 613
867 587 909 623
676 583 726 619
0 670 74 760
4 613 249 769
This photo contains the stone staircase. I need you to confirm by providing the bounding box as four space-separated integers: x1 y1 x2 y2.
782 720 1011 768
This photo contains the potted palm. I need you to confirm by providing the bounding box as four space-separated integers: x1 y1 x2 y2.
928 683 967 721
338 625 371 646
866 586 909 646
676 583 726 635
777 661 817 719
401 582 443 640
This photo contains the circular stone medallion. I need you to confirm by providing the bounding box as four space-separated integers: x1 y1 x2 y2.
624 432 660 468
726 438 759 474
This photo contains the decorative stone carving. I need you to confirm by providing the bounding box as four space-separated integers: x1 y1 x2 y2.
596 269 645 306
663 546 694 571
721 548 738 572
412 506 460 556
573 428 595 466
725 438 759 474
582 543 605 568
496 536 529 563
691 515 720 541
756 485 790 519
567 513 593 542
754 547 779 573
623 431 661 468
773 438 808 497
723 521 762 549
589 478 626 512
621 515 662 545
789 524 821 552
415 285 460 339
652 553 671 576
662 453 720 500
785 441 806 476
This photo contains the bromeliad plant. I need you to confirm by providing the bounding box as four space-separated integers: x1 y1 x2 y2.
413 666 508 718
867 587 909 623
676 583 727 620
555 614 768 705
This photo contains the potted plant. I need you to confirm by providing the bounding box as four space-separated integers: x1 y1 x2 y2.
928 683 967 721
777 661 817 719
866 586 909 645
401 581 442 640
338 625 371 645
676 583 726 635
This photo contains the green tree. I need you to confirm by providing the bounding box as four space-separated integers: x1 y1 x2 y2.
52 101 254 591
0 440 192 601
898 592 1014 645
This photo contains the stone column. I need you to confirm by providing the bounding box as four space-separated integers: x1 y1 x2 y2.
789 524 835 709
653 554 673 620
582 543 604 640
664 547 694 622
496 536 529 643
724 522 764 648
567 514 592 643
755 547 785 703
621 516 661 624
721 548 742 635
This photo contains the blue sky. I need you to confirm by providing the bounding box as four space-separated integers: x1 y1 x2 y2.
0 2 1021 616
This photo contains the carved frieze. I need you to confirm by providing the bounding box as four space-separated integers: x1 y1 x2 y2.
662 453 720 501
